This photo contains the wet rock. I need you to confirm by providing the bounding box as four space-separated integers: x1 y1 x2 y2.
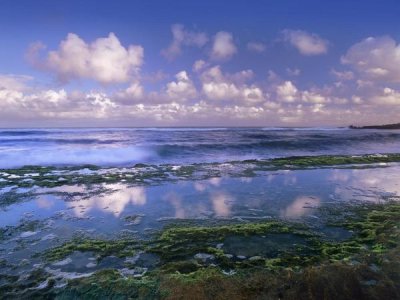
119 267 148 278
20 231 38 238
86 262 97 268
222 269 236 276
236 255 246 260
45 267 94 280
35 279 50 290
52 257 72 266
194 253 215 263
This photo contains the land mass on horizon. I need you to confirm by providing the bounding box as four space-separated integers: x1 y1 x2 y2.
349 123 400 130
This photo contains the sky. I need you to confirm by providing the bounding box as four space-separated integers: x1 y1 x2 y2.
1 0 400 127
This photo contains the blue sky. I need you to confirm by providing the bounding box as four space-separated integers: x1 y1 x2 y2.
1 0 400 127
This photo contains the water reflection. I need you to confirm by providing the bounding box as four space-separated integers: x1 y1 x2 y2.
66 184 146 217
330 167 400 202
163 192 185 218
280 196 321 219
211 192 233 217
2 165 400 230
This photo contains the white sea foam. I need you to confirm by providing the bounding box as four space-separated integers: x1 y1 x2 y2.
0 146 153 168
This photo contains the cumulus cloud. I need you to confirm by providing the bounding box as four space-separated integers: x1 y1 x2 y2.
166 71 197 102
115 81 144 104
0 74 33 91
342 36 400 83
27 89 68 105
276 81 331 105
282 29 329 56
28 33 144 84
161 24 208 60
0 87 68 114
372 87 400 105
200 66 264 104
301 91 328 104
202 78 240 101
331 69 354 81
86 92 117 117
276 81 298 102
210 31 237 61
192 60 209 72
124 81 144 99
247 42 266 53
241 86 265 104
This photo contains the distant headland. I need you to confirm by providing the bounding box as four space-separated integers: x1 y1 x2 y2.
349 123 400 129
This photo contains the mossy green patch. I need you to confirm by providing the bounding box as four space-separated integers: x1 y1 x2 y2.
43 238 140 262
269 153 400 168
149 221 311 262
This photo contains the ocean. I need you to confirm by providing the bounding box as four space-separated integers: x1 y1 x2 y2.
1 127 400 168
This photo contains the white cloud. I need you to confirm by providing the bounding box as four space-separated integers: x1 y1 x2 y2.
161 24 208 60
276 81 331 105
125 81 144 99
242 86 265 104
86 92 117 117
166 71 197 102
282 29 329 56
27 89 68 105
372 87 400 105
0 74 33 91
276 81 298 102
202 81 240 100
342 36 400 83
227 69 254 84
352 96 363 104
331 69 354 81
247 42 266 53
286 68 301 76
210 31 237 61
192 60 209 72
29 33 144 84
119 81 144 101
200 66 263 103
200 66 253 85
301 91 328 104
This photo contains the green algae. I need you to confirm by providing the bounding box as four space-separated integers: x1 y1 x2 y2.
268 153 400 167
148 221 313 264
43 238 140 262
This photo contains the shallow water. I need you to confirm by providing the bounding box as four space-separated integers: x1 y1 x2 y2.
1 166 399 228
0 164 399 277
